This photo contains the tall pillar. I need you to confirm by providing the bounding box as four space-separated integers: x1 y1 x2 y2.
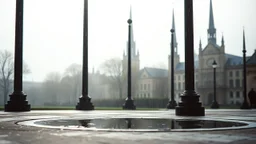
76 0 94 110
123 19 136 110
167 29 177 109
240 29 250 109
5 0 30 112
175 0 205 116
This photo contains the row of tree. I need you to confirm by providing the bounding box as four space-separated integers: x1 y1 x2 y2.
0 50 30 105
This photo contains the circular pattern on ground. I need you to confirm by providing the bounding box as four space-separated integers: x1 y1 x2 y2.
17 117 256 132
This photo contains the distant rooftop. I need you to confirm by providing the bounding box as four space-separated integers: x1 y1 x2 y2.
140 67 168 78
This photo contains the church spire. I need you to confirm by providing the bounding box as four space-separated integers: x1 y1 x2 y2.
129 6 134 42
221 33 225 46
126 5 136 58
172 9 178 53
243 28 246 51
207 0 216 44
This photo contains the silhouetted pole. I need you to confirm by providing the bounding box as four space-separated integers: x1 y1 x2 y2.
5 0 30 112
241 29 250 109
211 60 219 108
123 19 136 110
167 29 177 109
175 0 205 116
76 0 94 110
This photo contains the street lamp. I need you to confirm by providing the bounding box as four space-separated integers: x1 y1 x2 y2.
211 60 219 109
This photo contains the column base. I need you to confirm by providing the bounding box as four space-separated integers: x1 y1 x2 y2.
240 100 251 109
76 95 94 110
4 91 31 112
175 91 205 116
167 99 177 109
211 101 219 109
123 98 136 110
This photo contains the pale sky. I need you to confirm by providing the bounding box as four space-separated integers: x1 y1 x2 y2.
0 0 256 82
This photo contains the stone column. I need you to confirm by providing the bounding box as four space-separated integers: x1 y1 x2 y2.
76 0 94 110
5 0 30 112
175 0 205 116
123 19 136 110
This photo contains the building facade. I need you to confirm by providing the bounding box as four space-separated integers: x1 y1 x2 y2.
169 0 256 106
121 0 256 104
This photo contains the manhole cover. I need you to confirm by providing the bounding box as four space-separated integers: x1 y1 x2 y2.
17 118 255 132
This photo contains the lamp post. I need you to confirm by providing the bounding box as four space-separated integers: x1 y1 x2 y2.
211 60 219 109
76 0 94 110
123 19 136 110
240 29 250 109
167 29 177 109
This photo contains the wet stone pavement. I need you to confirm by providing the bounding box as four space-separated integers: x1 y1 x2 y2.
0 110 256 144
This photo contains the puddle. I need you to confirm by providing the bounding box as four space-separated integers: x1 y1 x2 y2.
18 118 254 132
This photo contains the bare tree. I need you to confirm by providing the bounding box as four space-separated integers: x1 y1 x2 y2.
0 50 31 104
64 63 82 103
43 72 61 105
101 58 124 99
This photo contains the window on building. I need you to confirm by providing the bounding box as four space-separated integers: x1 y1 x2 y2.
236 71 239 77
235 79 240 87
178 82 181 90
148 84 150 90
178 75 180 80
148 93 150 97
195 74 197 80
140 84 143 90
229 71 233 77
144 84 146 90
230 91 233 98
230 101 234 105
236 101 241 105
144 93 146 98
236 91 240 98
229 80 233 88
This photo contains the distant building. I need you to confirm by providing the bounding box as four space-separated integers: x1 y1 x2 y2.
122 0 256 106
169 0 256 105
122 7 168 99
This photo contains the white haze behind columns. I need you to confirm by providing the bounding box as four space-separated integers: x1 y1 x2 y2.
0 0 255 82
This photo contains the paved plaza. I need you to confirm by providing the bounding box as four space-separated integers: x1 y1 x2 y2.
0 109 256 144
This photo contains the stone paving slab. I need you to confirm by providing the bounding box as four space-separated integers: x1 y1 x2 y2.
0 109 256 144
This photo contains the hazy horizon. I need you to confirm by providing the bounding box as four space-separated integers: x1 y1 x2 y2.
0 0 256 82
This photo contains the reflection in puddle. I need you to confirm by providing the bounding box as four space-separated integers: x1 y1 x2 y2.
35 118 247 130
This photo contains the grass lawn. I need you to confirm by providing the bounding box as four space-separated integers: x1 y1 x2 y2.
0 105 241 111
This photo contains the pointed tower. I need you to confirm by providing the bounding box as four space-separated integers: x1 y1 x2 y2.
123 6 140 62
171 9 180 67
126 6 137 58
221 34 224 46
207 0 216 44
172 9 178 53
199 38 202 54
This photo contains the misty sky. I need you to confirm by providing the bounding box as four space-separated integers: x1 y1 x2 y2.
0 0 256 82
